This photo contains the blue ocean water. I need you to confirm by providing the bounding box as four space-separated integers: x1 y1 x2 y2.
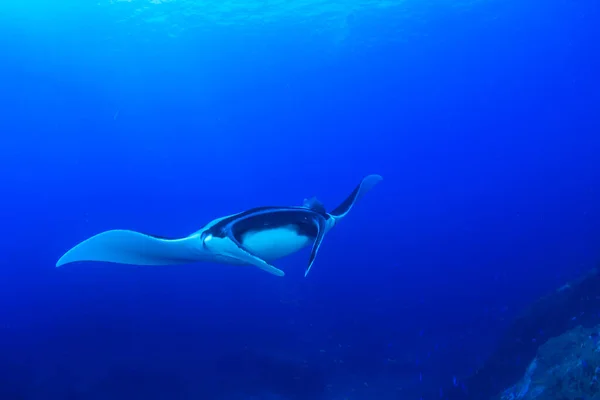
0 0 599 398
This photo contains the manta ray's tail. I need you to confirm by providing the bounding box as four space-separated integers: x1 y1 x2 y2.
56 230 201 267
329 174 383 220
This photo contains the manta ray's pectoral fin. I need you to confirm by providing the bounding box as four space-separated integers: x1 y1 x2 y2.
56 229 206 267
203 234 285 277
304 217 327 278
330 174 383 220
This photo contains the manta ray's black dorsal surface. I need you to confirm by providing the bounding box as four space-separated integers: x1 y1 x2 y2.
202 205 330 275
206 206 328 241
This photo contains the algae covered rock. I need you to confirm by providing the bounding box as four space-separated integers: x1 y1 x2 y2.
499 324 600 400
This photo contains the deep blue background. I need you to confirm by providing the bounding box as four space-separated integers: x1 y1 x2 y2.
0 0 599 398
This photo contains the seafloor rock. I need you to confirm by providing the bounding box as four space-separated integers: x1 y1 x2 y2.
446 268 600 400
498 324 600 400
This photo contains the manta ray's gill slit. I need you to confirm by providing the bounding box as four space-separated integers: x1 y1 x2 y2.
145 232 176 240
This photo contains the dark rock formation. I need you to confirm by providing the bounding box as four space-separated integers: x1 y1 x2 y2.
496 324 600 400
446 268 600 400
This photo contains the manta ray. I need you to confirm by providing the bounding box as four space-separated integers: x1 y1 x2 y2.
56 174 382 277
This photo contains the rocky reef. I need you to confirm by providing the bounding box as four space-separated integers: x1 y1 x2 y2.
446 268 600 400
498 324 600 400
